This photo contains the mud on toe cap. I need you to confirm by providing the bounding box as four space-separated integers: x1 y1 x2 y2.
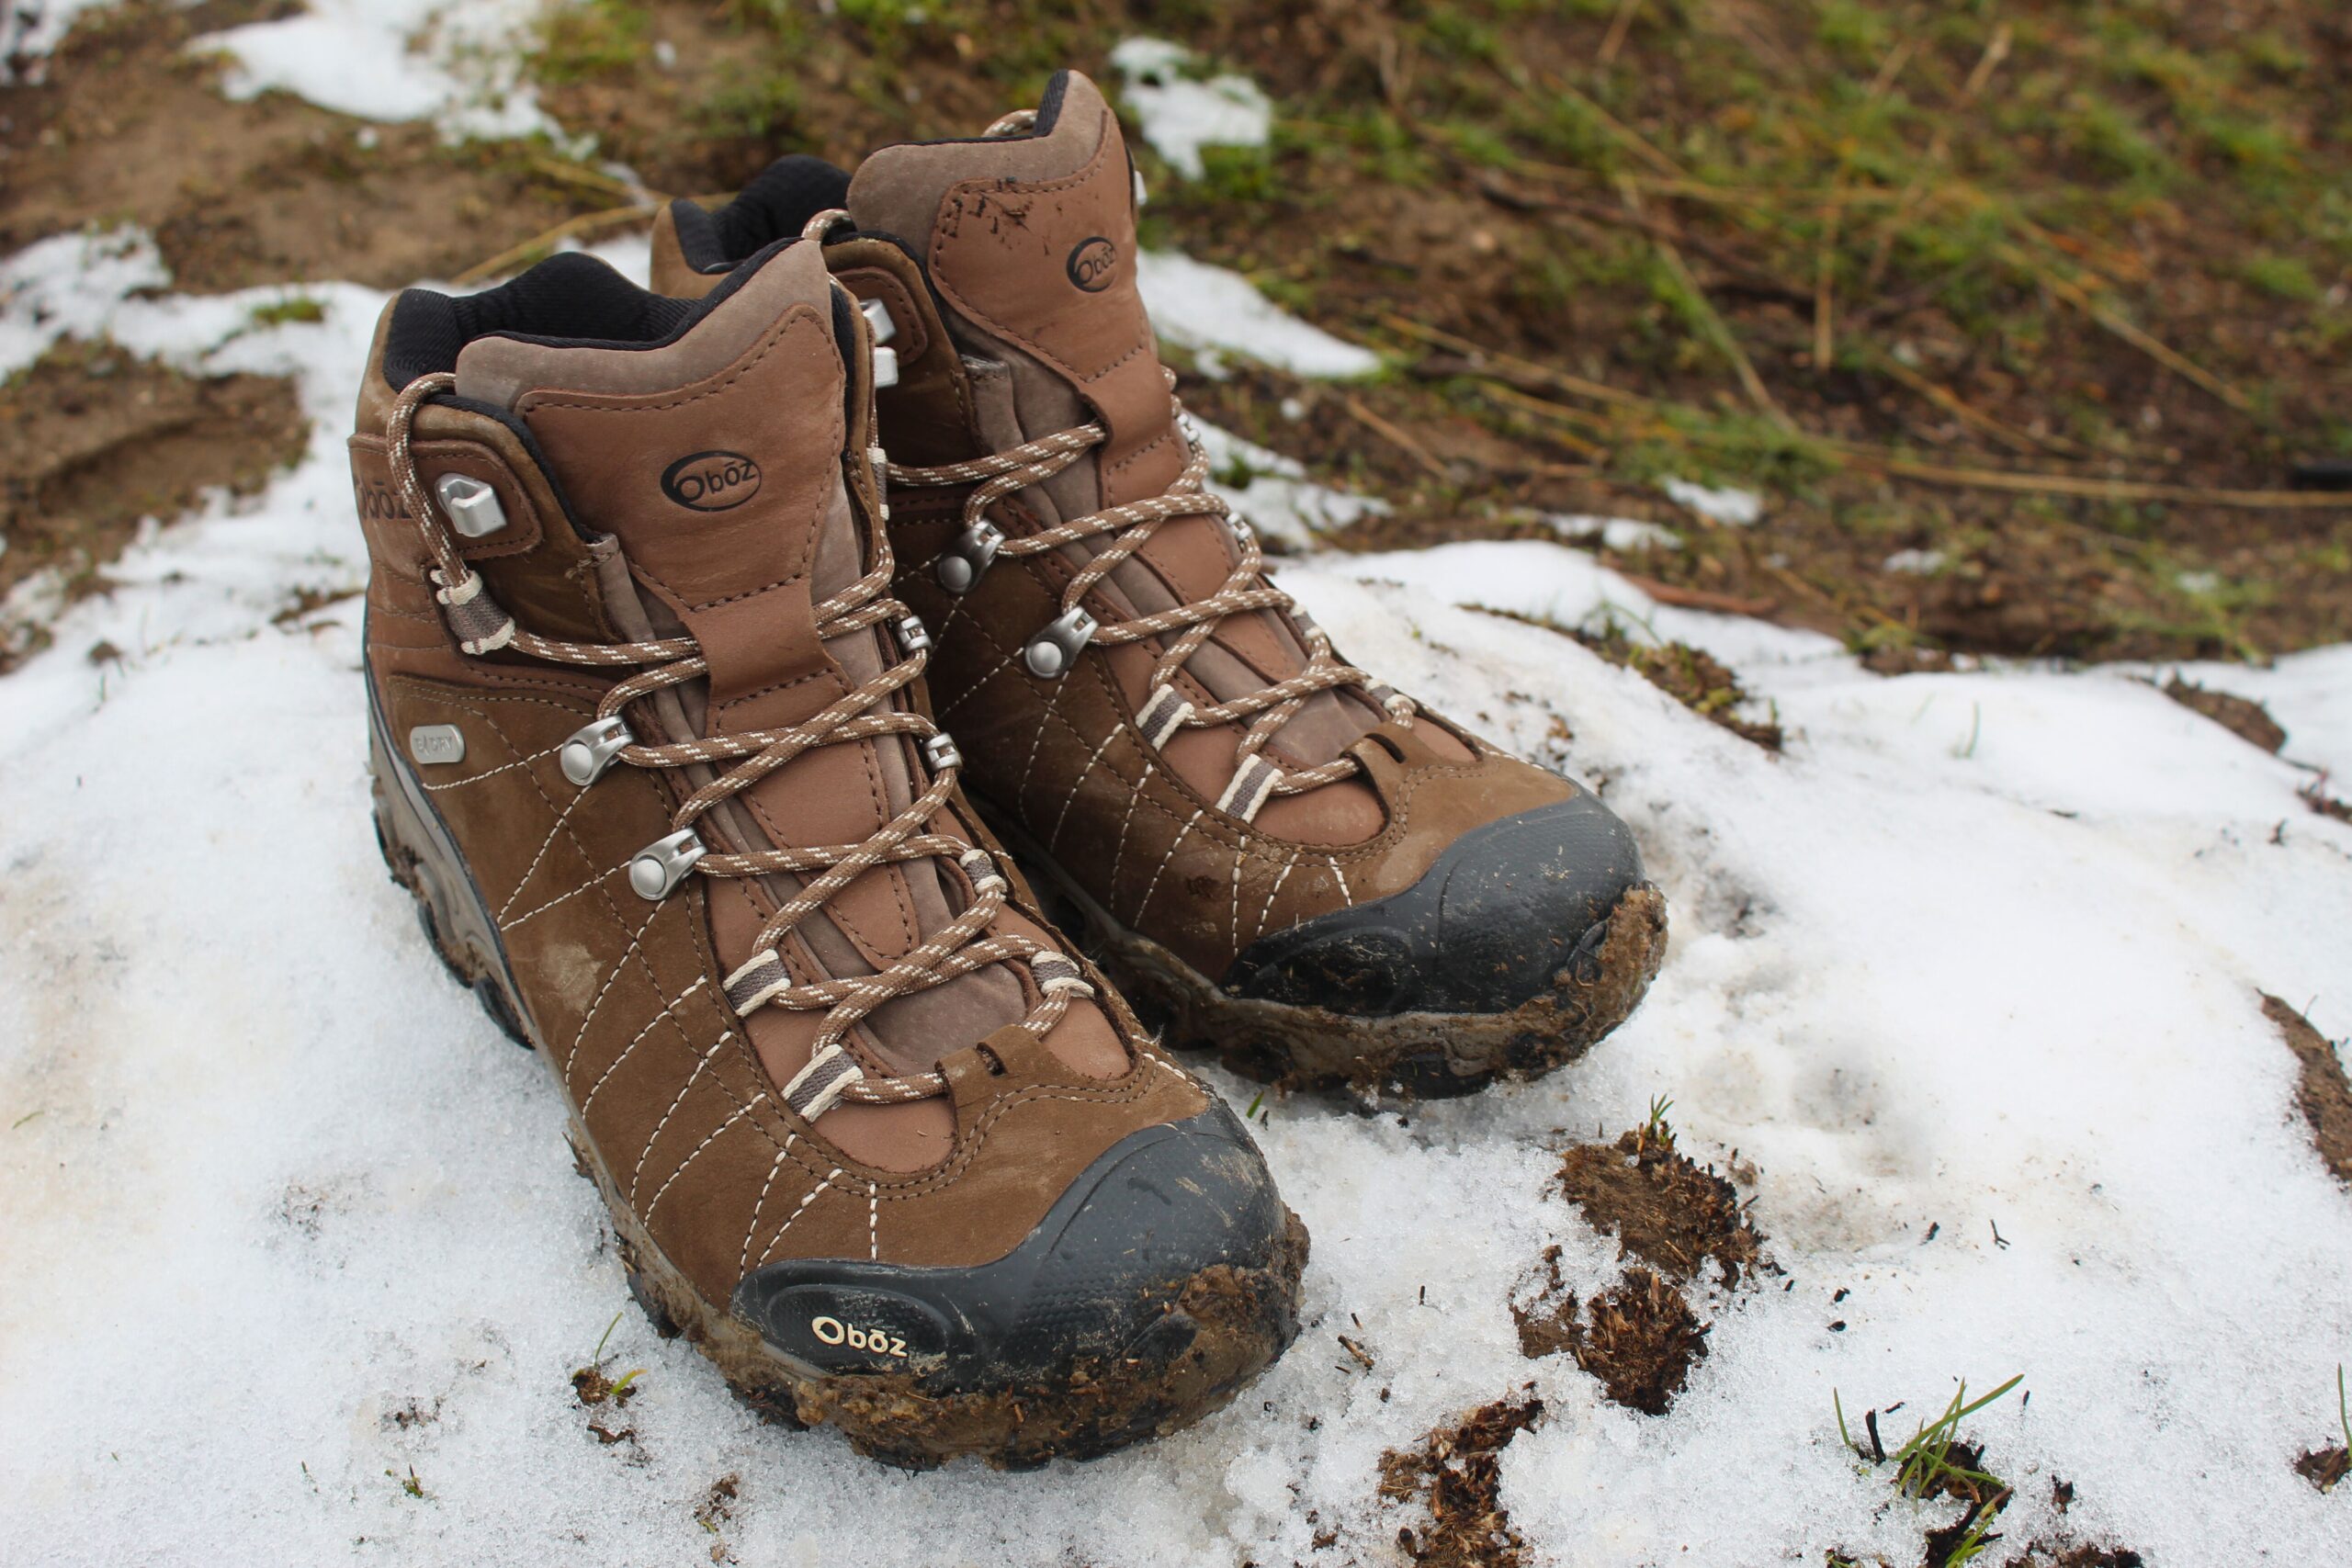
1218 794 1649 1018
729 1101 1301 1393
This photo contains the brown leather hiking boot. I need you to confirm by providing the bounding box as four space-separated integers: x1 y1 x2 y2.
347 237 1305 1468
650 71 1668 1098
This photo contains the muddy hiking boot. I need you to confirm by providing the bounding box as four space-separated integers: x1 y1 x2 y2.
346 237 1306 1468
650 70 1668 1098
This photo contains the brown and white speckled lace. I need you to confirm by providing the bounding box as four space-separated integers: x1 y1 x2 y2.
884 378 1415 819
387 372 1096 1121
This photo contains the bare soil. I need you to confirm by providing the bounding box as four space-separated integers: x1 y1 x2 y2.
0 338 306 665
2262 992 2352 1187
2297 1443 2349 1493
1376 1393 1544 1568
2160 675 2288 752
0 0 605 293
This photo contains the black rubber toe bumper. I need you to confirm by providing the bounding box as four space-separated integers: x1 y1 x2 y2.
1219 792 1647 1017
730 1101 1297 1392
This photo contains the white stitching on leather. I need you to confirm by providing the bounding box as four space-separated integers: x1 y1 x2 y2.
643 1094 761 1219
560 902 664 1078
1136 807 1204 924
579 976 711 1117
756 1167 842 1268
500 860 622 931
628 1029 734 1201
1110 761 1152 910
738 1134 797 1277
496 782 590 921
1048 727 1122 852
418 740 562 792
1254 854 1297 947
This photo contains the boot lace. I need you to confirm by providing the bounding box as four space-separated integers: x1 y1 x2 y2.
386 372 1096 1122
884 380 1416 821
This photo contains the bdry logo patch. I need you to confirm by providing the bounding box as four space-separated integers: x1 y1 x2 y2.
1066 234 1120 293
660 450 763 512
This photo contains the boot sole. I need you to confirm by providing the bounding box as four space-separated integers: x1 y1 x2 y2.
974 797 1668 1100
365 679 1306 1468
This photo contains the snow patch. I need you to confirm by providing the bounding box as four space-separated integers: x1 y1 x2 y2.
1108 37 1272 180
1193 417 1385 550
1882 547 1947 574
194 0 553 140
1541 512 1685 554
1138 250 1380 379
1663 476 1766 526
0 0 116 84
0 227 173 378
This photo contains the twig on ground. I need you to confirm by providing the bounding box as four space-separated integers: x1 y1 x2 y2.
454 205 659 286
1866 351 2084 457
1997 245 2255 413
1598 0 1644 67
1342 395 1450 479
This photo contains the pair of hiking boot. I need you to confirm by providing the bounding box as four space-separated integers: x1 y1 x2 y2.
349 69 1667 1469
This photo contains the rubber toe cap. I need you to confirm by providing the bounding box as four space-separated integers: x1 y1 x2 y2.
730 1101 1302 1391
1220 792 1648 1017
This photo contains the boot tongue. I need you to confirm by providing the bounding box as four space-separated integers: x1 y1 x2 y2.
850 72 1378 780
847 69 1184 513
449 242 1028 1065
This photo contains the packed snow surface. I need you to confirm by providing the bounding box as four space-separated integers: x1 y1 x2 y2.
6 196 2352 1568
1110 37 1274 179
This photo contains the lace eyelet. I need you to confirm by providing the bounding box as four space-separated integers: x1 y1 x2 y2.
936 522 1002 594
560 716 633 786
628 829 705 900
1023 607 1097 679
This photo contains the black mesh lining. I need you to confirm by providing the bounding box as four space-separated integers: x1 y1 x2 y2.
670 154 854 276
381 243 794 389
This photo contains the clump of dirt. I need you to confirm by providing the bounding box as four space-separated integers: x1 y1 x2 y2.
2262 993 2352 1186
0 340 307 665
2162 675 2286 752
1555 1126 1767 1286
1573 625 1784 751
571 1363 643 1408
1570 1267 1707 1416
2301 778 2352 825
1377 1393 1544 1568
2297 1444 2349 1493
1512 1249 1708 1414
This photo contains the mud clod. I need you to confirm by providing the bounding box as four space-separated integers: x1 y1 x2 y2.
2162 676 2285 752
1555 1127 1766 1287
1377 1393 1544 1568
2261 993 2352 1186
2296 1444 2349 1493
1576 1267 1708 1416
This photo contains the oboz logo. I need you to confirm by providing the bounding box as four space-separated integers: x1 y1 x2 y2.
809 1314 909 1359
352 479 412 522
660 450 763 512
1066 235 1119 293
